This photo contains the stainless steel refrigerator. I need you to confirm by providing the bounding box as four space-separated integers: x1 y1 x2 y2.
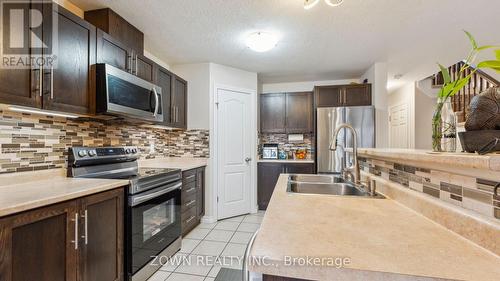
317 106 375 174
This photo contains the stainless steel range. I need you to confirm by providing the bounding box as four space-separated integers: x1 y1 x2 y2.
68 146 182 281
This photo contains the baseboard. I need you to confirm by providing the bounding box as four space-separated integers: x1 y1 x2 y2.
201 215 217 224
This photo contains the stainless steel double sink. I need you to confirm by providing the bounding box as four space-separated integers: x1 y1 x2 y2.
287 174 385 198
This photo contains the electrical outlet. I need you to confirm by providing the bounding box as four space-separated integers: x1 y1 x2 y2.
149 142 155 154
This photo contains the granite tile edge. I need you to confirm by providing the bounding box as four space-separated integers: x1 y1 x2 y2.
363 172 500 257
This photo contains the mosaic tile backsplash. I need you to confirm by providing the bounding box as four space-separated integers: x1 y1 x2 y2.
359 157 500 220
259 133 314 159
0 109 209 174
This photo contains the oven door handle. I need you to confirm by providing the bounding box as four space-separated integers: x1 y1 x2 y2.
130 182 182 206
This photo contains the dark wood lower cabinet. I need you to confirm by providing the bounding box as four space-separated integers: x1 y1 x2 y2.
181 167 206 236
78 188 124 281
0 187 125 281
263 275 311 281
258 162 315 210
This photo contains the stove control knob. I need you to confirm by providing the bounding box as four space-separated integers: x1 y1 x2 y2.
132 148 137 154
78 150 87 157
88 150 96 157
125 148 131 154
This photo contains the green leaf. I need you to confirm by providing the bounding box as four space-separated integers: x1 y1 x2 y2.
477 60 500 69
438 63 451 84
464 30 478 49
477 45 497 51
496 49 500 60
448 76 471 97
439 83 455 98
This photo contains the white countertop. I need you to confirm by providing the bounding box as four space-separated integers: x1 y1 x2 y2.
249 174 500 281
0 169 129 217
257 159 314 164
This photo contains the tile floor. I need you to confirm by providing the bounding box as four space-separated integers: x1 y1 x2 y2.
147 211 265 281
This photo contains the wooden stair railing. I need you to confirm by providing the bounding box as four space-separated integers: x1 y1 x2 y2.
431 61 499 121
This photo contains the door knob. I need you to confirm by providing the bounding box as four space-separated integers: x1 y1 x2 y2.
245 157 252 163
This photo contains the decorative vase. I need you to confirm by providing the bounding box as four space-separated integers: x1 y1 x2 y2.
432 98 456 152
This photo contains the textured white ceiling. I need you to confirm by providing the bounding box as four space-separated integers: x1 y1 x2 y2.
70 0 500 83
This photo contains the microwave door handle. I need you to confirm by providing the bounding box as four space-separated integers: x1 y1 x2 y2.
152 87 159 117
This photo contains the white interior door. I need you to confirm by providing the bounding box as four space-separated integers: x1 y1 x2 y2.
216 88 252 219
389 103 409 148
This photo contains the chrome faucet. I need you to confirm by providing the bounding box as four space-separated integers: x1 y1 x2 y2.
330 123 360 185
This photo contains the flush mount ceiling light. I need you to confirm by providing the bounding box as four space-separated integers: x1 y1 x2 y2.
304 0 344 9
245 32 279 52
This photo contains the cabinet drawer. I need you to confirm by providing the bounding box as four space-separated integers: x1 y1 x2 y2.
182 181 197 197
181 206 198 234
182 191 197 210
183 169 197 184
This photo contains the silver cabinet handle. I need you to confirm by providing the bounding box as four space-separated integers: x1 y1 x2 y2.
71 213 78 250
242 229 259 281
185 187 196 194
152 87 159 117
186 200 196 208
39 65 43 97
50 65 54 99
81 210 88 245
135 55 138 75
174 106 179 123
127 55 132 73
186 216 196 224
185 175 195 181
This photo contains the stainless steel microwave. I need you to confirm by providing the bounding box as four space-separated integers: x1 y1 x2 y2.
95 64 163 122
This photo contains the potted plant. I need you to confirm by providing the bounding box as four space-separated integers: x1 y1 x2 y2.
432 31 500 152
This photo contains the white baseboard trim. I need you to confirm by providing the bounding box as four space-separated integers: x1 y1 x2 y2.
201 215 218 224
251 205 259 214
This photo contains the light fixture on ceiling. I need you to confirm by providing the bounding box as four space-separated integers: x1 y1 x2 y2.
304 0 344 9
245 32 279 52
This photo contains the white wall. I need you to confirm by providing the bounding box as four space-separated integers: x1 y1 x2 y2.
362 63 389 148
388 80 437 150
261 79 359 93
172 62 258 223
171 63 211 130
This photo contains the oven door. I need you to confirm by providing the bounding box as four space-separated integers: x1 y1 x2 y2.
127 181 181 276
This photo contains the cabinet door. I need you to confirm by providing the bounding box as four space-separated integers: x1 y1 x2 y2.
260 94 286 133
343 84 372 106
286 92 313 134
315 86 343 107
257 163 284 210
43 4 96 114
134 53 155 82
171 76 187 129
155 65 173 125
196 168 205 219
0 201 78 281
78 188 124 281
285 163 315 174
96 29 133 72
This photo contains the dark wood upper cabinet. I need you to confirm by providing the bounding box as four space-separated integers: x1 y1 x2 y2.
155 65 173 125
260 92 313 134
0 10 39 108
260 94 286 133
344 84 372 106
78 188 124 281
315 84 371 107
133 53 155 82
84 8 144 53
170 76 187 129
286 92 313 134
42 4 96 115
0 188 125 281
96 29 133 72
315 86 343 107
